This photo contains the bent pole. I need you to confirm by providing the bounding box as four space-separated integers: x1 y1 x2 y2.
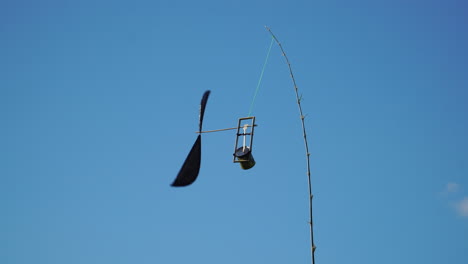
265 26 316 264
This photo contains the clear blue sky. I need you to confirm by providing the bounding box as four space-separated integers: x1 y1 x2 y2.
2 0 468 263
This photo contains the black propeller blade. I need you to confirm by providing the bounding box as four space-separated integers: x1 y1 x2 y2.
171 90 211 187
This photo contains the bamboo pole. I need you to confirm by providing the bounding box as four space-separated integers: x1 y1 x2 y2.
266 26 316 264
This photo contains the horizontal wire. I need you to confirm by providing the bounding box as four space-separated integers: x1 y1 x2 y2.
195 124 258 134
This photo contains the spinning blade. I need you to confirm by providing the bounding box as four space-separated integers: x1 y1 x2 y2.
171 90 210 187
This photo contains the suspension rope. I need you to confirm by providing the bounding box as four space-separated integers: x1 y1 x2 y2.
247 36 274 117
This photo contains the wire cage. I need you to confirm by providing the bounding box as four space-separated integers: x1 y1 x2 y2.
233 117 256 170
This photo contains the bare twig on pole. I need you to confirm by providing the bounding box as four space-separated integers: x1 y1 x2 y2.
266 26 316 264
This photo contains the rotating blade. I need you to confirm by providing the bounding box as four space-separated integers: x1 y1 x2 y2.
171 90 210 187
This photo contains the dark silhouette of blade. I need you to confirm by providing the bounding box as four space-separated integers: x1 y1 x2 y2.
198 90 210 132
171 90 210 187
171 135 201 187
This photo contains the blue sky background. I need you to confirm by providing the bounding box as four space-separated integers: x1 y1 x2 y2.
2 0 468 263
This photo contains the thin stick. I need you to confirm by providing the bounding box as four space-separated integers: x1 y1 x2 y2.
196 124 258 134
266 26 316 264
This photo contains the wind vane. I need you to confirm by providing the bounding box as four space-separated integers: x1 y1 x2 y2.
171 90 257 187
